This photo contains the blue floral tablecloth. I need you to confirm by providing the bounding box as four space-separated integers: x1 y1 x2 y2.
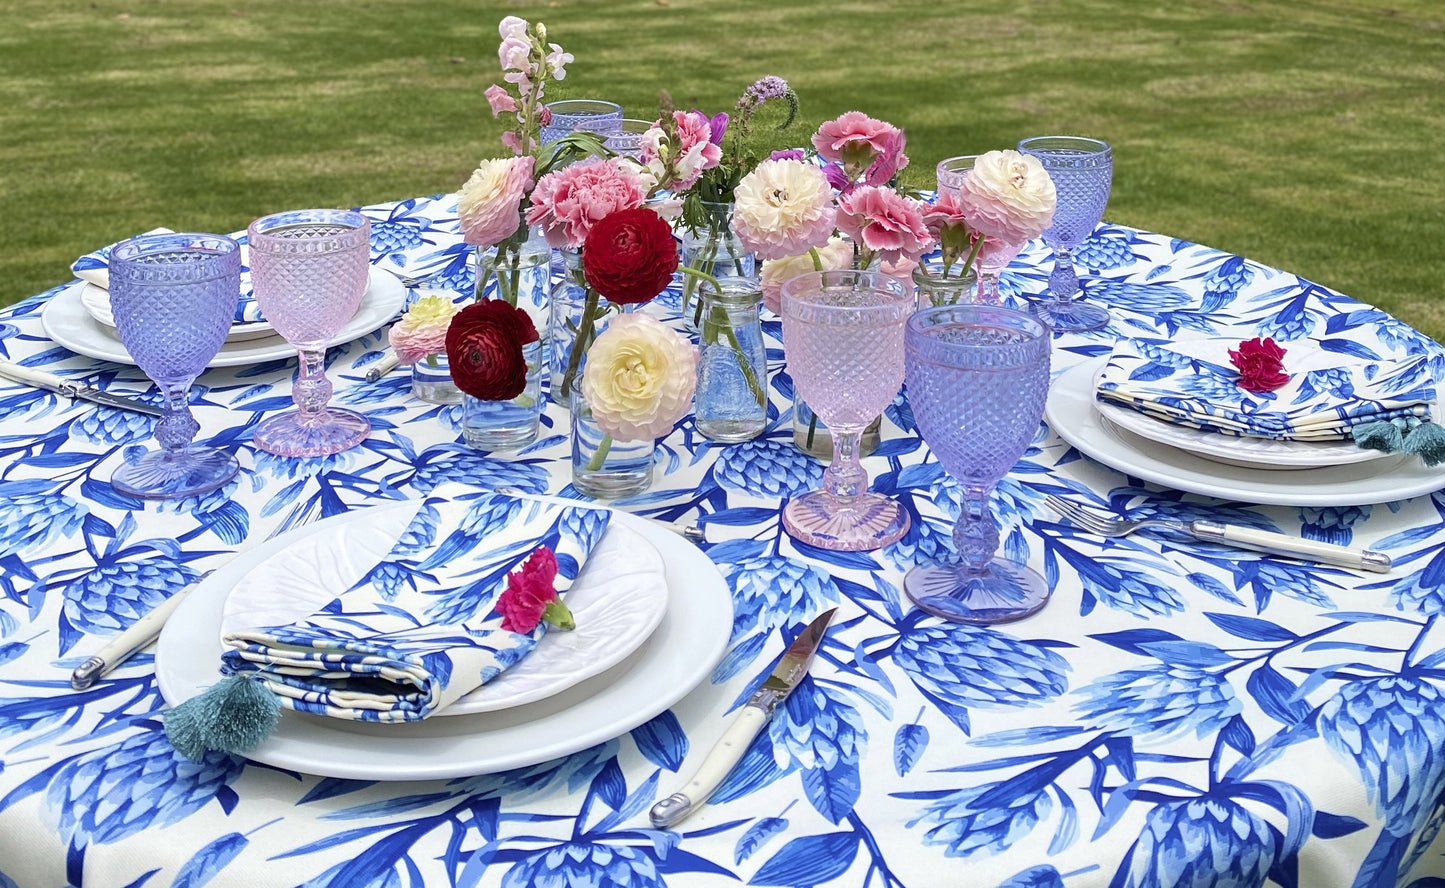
3 194 1445 888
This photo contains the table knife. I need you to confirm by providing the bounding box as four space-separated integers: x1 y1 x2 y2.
71 592 190 689
650 607 837 829
0 360 161 417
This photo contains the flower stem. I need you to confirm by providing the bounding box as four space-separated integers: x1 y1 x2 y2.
681 264 767 409
808 246 824 271
559 286 600 399
958 234 986 281
586 433 613 471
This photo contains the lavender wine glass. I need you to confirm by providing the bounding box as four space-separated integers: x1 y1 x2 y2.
540 99 624 146
903 304 1052 622
247 209 372 457
1017 136 1113 332
108 233 241 499
781 270 911 551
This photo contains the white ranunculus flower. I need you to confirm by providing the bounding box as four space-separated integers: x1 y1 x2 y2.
731 159 837 260
957 149 1057 244
581 313 698 442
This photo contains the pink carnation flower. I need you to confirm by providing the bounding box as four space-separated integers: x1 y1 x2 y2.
923 190 976 270
835 185 932 266
957 149 1057 245
485 84 517 116
731 159 837 261
457 155 535 248
498 547 565 634
525 157 646 249
812 111 901 169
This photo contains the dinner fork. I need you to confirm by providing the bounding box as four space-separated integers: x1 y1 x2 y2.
1044 494 1392 573
70 497 326 690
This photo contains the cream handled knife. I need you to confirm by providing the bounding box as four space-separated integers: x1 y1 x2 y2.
650 607 837 829
0 360 161 417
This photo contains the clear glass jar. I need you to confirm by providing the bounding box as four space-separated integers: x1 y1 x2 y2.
475 224 552 332
679 201 756 332
913 260 980 310
547 249 610 407
696 277 768 442
411 351 461 404
570 387 655 498
460 340 543 450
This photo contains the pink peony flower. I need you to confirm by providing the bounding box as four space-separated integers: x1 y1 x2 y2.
759 237 851 314
485 84 517 116
835 185 933 266
812 111 902 171
457 155 535 248
731 159 837 261
957 149 1057 245
581 313 698 442
388 293 460 365
525 157 646 249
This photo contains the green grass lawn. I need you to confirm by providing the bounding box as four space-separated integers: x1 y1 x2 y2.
2 0 1442 336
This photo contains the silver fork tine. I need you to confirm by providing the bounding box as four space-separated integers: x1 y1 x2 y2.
1045 495 1121 536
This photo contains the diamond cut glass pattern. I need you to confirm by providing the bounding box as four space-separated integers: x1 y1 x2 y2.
1017 136 1113 332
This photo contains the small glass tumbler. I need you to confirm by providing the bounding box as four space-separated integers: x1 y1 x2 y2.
411 351 460 404
696 277 768 443
913 257 980 309
540 99 624 145
460 340 543 450
679 200 756 332
571 387 655 498
603 118 655 161
935 155 978 197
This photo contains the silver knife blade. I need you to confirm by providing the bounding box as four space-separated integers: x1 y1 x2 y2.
649 607 837 829
0 360 162 417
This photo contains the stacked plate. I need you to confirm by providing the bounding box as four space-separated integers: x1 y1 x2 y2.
1046 356 1445 507
156 496 732 780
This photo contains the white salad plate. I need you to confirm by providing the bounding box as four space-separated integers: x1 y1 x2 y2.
79 283 276 343
1047 359 1444 507
43 268 404 368
217 497 671 715
1084 357 1392 470
156 497 734 781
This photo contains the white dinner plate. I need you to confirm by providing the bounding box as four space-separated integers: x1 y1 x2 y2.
1083 357 1392 470
42 268 404 368
218 498 671 715
79 283 277 342
1047 358 1445 506
156 498 734 781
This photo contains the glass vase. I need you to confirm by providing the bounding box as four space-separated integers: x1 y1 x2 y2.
548 249 610 407
570 387 656 499
411 352 461 404
475 225 552 329
679 201 756 332
913 260 981 310
696 277 768 443
460 340 543 450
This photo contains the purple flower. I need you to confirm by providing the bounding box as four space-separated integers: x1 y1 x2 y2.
740 75 790 109
822 163 853 194
692 109 728 145
769 148 806 162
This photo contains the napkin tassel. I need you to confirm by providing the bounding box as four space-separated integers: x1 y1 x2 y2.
165 673 280 761
1353 418 1445 467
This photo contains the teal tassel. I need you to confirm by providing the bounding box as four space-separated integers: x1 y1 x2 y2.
164 674 280 761
1353 421 1405 453
1404 421 1445 467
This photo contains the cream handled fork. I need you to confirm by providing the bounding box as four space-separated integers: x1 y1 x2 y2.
1044 494 1392 573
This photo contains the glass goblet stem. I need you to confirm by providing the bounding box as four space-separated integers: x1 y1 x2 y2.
823 428 868 507
1048 248 1080 302
954 484 1000 573
292 348 333 419
154 380 200 454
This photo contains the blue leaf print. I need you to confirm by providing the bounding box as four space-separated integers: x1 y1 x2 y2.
631 711 688 772
894 722 928 777
1115 797 1276 888
735 816 789 865
170 832 248 888
0 869 16 888
894 623 1070 714
1187 572 1244 606
1247 662 1313 726
902 777 1053 858
714 632 768 683
1351 829 1410 888
1074 665 1241 742
994 866 1065 888
1089 628 1185 657
1135 640 1236 668
1312 811 1369 839
501 842 665 888
749 832 859 887
1205 612 1298 643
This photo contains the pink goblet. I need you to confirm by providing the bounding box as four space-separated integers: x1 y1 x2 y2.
780 270 911 552
247 209 372 457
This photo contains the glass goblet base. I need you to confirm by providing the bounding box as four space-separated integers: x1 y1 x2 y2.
253 408 370 457
1032 298 1110 333
111 446 239 500
903 559 1051 624
782 490 909 552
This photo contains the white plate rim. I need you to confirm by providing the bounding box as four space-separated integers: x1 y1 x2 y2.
217 500 671 716
156 499 734 780
79 283 276 342
1085 356 1391 469
42 269 404 368
1047 358 1445 507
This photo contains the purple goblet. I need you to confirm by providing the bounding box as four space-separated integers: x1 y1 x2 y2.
780 270 911 552
903 305 1052 622
109 233 242 499
247 209 372 457
1017 136 1113 332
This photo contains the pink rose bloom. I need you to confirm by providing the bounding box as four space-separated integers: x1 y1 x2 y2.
957 149 1057 245
458 155 535 248
731 159 837 261
759 237 851 314
835 185 932 266
525 157 646 249
811 111 901 169
485 84 517 116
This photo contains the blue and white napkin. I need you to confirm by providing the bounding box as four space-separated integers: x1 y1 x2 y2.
219 487 611 723
72 229 265 324
1095 337 1436 442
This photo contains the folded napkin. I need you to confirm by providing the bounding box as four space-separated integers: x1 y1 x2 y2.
72 229 265 324
1095 337 1436 442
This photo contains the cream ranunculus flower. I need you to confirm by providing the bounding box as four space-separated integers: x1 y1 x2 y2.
581 313 698 442
759 236 852 314
730 159 837 261
957 149 1057 244
458 155 535 248
388 293 461 365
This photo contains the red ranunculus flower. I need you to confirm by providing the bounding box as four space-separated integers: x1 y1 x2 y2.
498 547 561 633
445 300 538 401
581 208 679 305
1228 336 1289 393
